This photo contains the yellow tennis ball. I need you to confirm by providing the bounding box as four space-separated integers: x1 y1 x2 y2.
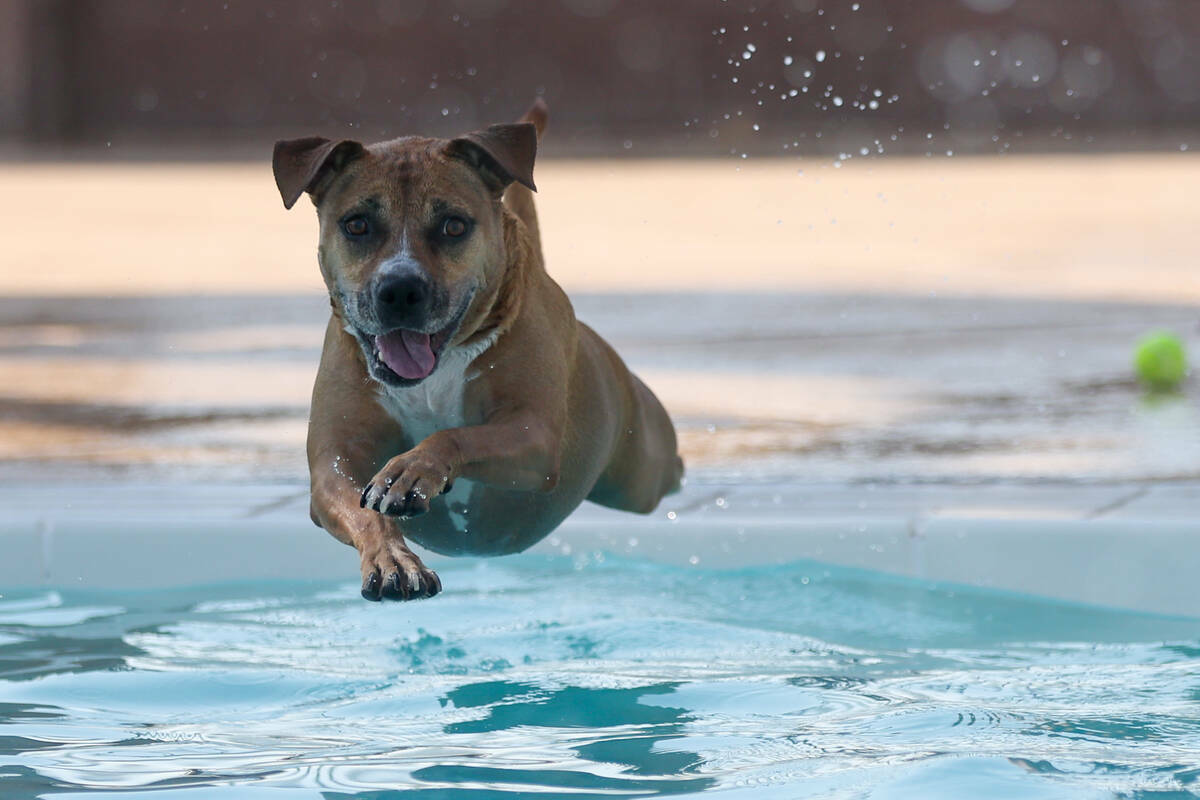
1134 332 1188 391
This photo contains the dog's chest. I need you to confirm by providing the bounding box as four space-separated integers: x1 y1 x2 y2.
374 333 497 444
374 337 499 537
376 361 469 445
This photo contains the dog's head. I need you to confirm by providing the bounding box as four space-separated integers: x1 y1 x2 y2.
272 123 537 387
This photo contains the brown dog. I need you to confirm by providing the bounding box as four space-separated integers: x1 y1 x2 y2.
272 101 683 601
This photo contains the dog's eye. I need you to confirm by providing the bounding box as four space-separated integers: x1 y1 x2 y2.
342 216 369 237
442 217 468 238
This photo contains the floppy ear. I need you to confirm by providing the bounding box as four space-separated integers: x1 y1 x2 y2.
445 122 538 193
272 136 365 209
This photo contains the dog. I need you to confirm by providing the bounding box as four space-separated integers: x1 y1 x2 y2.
272 100 683 601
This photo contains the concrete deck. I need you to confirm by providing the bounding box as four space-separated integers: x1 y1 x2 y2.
1 478 1198 616
0 289 1197 615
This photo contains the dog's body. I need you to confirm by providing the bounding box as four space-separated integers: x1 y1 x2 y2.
273 102 683 600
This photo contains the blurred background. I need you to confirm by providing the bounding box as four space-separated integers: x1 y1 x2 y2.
0 0 1197 518
5 0 1200 156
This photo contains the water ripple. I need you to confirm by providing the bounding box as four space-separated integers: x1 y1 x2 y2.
2 555 1199 797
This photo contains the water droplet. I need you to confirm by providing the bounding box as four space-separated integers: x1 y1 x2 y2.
815 50 826 62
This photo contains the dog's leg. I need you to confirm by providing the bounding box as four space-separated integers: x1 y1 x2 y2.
307 320 442 601
309 471 442 601
503 99 548 260
362 315 570 513
360 406 563 514
581 323 685 514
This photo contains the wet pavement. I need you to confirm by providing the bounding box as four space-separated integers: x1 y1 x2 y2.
0 290 1197 489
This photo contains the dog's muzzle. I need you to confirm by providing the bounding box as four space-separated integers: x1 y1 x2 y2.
348 288 475 387
375 270 432 332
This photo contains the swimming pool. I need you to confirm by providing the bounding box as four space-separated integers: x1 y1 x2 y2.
2 483 1199 798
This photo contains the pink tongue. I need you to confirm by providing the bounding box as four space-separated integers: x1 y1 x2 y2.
375 330 436 379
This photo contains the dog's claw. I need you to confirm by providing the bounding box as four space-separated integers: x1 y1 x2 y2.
402 489 430 517
381 571 405 600
363 451 452 519
359 483 372 508
361 570 382 601
359 541 441 602
368 565 439 601
368 486 432 519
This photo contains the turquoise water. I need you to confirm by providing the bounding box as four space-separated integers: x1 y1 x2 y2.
2 553 1200 799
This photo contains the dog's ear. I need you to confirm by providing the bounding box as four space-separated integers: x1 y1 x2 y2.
272 137 365 209
445 123 538 193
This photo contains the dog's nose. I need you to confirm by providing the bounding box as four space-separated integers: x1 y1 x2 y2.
375 273 430 328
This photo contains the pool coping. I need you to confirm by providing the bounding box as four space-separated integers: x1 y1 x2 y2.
1 481 1197 618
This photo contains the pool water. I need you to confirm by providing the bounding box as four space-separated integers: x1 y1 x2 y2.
2 553 1199 798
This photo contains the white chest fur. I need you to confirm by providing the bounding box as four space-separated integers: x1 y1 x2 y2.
374 329 499 444
373 331 499 535
376 357 468 445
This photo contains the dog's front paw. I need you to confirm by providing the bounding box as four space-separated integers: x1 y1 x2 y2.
360 449 453 518
359 537 441 601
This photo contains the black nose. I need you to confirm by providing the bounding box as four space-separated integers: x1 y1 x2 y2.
375 273 430 328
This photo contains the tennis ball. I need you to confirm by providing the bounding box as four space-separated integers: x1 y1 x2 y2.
1134 331 1188 391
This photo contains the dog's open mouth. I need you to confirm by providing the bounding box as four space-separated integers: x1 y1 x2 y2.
374 326 451 381
358 293 473 387
376 328 439 380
